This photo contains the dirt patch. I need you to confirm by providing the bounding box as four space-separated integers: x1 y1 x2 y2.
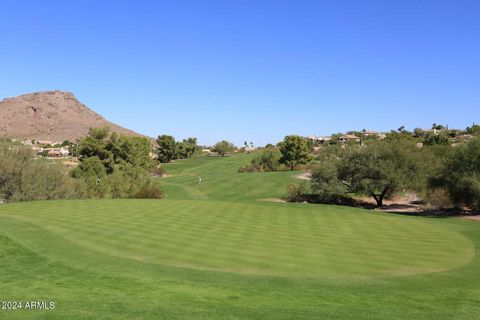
460 215 480 222
151 173 172 178
294 172 311 181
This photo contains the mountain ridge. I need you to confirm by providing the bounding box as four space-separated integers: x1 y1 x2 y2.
0 90 144 142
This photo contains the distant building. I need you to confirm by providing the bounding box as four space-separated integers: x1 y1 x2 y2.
362 130 387 140
37 140 53 145
363 130 378 137
307 135 331 144
421 129 440 136
46 147 70 157
337 134 360 144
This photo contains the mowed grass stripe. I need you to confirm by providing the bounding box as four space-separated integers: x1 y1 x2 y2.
0 199 473 278
1 154 480 319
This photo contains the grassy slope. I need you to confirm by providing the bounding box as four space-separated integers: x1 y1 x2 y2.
159 153 298 201
0 153 479 319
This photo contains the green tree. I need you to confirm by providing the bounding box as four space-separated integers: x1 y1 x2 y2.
431 138 480 210
432 123 446 130
384 130 416 142
175 141 188 159
413 128 424 137
156 135 177 163
336 141 422 207
107 133 153 170
311 141 422 207
278 135 311 170
466 124 480 135
213 140 236 157
176 137 198 159
184 137 198 158
423 130 450 145
239 148 281 172
72 128 162 199
310 160 346 201
78 127 114 172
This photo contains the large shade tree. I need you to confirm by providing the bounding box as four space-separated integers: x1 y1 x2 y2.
156 135 177 163
213 140 236 157
311 141 422 207
278 135 311 170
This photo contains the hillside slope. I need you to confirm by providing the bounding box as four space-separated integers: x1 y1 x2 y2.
0 90 141 142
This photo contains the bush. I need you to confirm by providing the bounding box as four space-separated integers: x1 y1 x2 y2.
238 148 282 172
422 188 453 210
135 182 164 199
0 142 86 202
72 128 164 200
430 137 480 210
310 161 346 201
286 184 307 202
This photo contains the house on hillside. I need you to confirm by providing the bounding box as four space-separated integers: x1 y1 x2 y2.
362 130 386 140
363 130 378 137
307 135 331 144
37 140 53 145
421 129 440 136
47 148 70 158
337 134 361 144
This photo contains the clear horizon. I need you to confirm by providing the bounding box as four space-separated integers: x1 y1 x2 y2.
1 0 479 146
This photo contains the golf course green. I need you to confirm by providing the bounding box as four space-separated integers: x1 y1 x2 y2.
1 153 479 319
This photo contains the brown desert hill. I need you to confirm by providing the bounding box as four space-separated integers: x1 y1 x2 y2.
0 90 144 142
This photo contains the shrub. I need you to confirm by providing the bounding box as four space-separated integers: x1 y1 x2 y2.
430 137 480 210
422 188 453 210
72 128 164 200
310 161 346 201
135 182 164 199
286 184 306 202
238 148 281 172
0 142 86 202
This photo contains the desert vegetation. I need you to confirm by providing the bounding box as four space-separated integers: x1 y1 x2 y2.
0 128 163 202
71 127 163 199
0 123 480 320
1 150 480 319
156 134 200 162
0 138 86 202
287 134 480 213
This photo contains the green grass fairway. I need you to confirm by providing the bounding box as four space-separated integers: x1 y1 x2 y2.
159 153 298 200
1 154 480 319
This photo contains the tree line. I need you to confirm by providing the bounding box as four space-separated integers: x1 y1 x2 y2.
237 133 480 212
0 128 163 202
288 136 480 211
156 135 236 162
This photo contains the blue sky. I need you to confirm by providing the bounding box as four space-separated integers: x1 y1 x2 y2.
1 0 479 146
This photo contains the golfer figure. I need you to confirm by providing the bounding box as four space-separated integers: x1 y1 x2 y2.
197 176 202 184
